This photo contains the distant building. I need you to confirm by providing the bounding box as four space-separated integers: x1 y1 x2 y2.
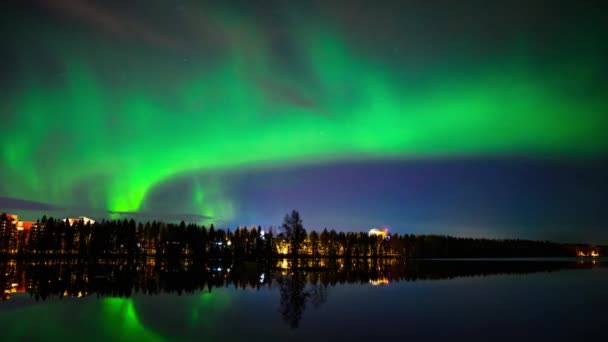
1 214 18 253
4 214 18 222
1 214 18 234
577 249 600 257
369 228 388 239
16 220 37 231
63 216 96 226
0 214 34 253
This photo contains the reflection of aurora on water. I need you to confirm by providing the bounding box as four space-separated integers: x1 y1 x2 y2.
1 258 607 339
102 298 165 342
101 292 233 342
0 260 237 341
0 293 233 342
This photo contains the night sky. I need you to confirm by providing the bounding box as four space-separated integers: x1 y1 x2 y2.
1 0 607 242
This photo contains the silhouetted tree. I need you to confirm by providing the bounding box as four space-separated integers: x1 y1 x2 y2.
320 228 329 256
281 210 307 258
309 231 319 259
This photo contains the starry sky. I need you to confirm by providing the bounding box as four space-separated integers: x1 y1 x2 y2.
1 0 607 242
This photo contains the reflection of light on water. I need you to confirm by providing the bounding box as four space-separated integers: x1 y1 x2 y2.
190 290 232 329
61 290 87 298
369 278 390 286
191 292 214 321
5 282 25 294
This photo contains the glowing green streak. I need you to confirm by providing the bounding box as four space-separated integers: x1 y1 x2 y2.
2 13 606 217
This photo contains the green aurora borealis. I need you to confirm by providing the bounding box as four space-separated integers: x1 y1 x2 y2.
1 2 608 339
1 1 607 236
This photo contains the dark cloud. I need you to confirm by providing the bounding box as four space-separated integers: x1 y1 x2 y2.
0 196 62 212
0 196 212 223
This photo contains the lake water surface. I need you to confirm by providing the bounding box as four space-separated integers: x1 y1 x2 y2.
1 258 606 341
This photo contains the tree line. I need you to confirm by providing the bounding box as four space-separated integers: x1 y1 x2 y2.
0 211 603 259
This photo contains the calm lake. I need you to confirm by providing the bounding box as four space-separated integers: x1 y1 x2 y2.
1 258 606 341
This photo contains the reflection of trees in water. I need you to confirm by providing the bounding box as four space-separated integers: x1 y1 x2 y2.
278 271 308 329
1 258 604 304
309 282 327 309
277 269 328 329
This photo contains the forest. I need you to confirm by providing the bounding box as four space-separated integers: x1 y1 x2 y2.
0 211 603 259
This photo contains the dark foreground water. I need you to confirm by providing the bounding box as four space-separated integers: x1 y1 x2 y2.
1 258 607 341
